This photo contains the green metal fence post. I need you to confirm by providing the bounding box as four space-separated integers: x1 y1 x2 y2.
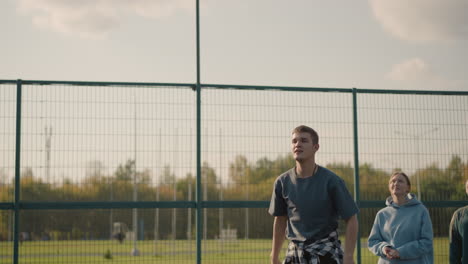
352 88 362 264
196 0 202 263
196 84 202 264
13 79 23 264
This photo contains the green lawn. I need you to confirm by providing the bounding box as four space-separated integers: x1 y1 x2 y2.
0 237 450 264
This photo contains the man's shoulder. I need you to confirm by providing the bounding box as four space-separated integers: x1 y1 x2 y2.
275 168 295 182
319 166 338 176
451 206 468 228
318 167 344 183
453 206 468 217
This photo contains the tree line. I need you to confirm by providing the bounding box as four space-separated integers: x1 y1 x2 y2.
0 155 466 241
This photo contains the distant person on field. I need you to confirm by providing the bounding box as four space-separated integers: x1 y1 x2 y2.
269 125 359 264
368 172 433 263
449 179 468 264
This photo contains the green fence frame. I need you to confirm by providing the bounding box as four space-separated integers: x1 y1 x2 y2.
2 0 468 262
1 78 467 263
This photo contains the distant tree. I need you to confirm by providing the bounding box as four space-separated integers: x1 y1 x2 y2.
228 155 251 184
21 168 56 201
202 162 219 201
114 159 135 181
3 154 466 241
243 155 295 200
446 155 464 182
0 168 10 185
420 163 447 200
326 162 389 200
422 156 466 201
253 155 295 184
85 160 106 179
177 173 195 201
0 170 12 239
160 165 175 185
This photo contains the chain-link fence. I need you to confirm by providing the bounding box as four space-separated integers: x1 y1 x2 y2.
1 79 467 263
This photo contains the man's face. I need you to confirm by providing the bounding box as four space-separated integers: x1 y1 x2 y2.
291 132 318 162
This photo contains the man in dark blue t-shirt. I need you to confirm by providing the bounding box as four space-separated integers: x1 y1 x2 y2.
269 125 359 264
449 180 468 264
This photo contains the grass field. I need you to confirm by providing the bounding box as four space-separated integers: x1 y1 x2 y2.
0 237 450 263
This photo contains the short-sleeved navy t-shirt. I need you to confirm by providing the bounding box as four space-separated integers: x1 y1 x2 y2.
268 166 359 242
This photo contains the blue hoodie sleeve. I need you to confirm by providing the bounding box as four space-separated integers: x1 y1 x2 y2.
396 207 433 259
368 211 392 257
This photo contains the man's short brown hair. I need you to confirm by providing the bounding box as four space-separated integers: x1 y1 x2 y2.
292 125 319 145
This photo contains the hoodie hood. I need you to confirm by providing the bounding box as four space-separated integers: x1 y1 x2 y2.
385 193 421 208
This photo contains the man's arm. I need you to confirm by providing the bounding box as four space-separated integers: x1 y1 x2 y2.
271 215 287 264
449 211 462 264
343 214 358 264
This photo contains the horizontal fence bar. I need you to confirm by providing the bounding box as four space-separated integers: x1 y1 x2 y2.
202 201 270 208
0 79 195 88
1 200 467 210
355 88 468 96
201 83 353 93
18 201 196 210
0 203 14 210
2 79 466 95
421 201 468 208
203 84 468 95
0 201 267 210
360 200 468 208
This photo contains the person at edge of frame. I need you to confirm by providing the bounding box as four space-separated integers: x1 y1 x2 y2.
269 125 359 264
368 171 434 263
449 179 468 264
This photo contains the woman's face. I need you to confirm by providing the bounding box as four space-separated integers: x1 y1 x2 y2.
389 174 410 197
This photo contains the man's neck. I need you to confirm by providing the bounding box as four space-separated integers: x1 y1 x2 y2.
296 160 317 178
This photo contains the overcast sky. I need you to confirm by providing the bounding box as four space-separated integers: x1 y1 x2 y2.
1 0 467 91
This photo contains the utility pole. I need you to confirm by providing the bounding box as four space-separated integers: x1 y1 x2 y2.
131 96 139 256
172 128 178 255
218 129 224 253
109 177 113 239
44 126 52 182
187 128 193 253
154 129 161 255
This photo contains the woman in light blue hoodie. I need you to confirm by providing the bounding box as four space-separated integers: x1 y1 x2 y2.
368 172 434 263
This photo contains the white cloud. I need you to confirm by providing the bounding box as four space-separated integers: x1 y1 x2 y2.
130 0 193 19
386 58 466 90
369 0 468 43
17 0 193 39
386 58 434 82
